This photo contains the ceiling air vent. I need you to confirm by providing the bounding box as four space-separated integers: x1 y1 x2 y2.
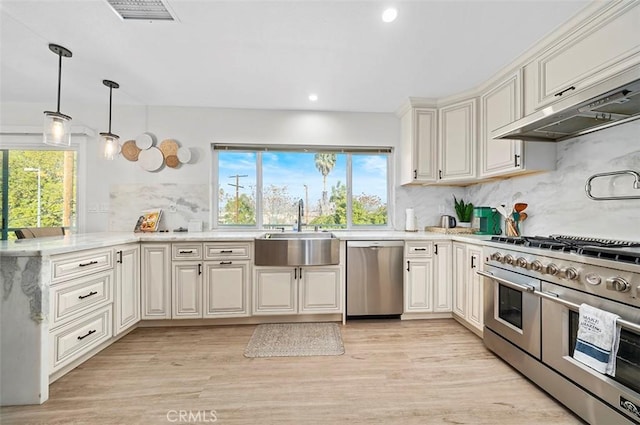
106 0 176 21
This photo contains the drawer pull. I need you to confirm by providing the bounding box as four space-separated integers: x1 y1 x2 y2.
78 260 98 267
554 86 575 97
414 248 426 251
77 329 97 340
220 261 232 265
220 250 233 253
78 291 98 300
179 250 194 254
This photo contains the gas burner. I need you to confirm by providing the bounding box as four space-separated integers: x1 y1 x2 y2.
490 235 640 258
579 246 640 265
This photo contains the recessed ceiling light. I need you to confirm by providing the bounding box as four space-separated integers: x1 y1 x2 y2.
382 8 398 23
308 94 318 102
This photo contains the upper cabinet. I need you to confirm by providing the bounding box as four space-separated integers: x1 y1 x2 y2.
479 70 555 178
523 1 640 115
399 106 438 184
398 99 477 185
438 98 477 182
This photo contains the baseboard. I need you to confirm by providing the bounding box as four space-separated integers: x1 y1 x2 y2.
452 315 483 338
137 314 343 328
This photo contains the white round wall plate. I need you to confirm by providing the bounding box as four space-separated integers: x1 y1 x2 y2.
135 132 155 150
138 146 164 171
177 146 192 164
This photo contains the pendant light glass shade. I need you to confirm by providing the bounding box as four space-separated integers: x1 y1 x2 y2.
100 80 120 160
43 44 72 147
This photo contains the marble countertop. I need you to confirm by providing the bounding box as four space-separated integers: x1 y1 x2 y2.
0 230 491 256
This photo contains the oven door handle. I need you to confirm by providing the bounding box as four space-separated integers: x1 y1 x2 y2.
476 270 535 293
535 289 640 334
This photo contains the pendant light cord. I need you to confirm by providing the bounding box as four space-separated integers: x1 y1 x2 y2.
108 86 113 133
56 52 62 113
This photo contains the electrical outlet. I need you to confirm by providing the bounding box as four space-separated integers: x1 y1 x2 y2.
168 203 177 213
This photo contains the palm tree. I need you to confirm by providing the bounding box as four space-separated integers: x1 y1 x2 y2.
314 153 336 214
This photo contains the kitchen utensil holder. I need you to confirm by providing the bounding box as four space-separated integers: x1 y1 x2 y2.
585 169 640 200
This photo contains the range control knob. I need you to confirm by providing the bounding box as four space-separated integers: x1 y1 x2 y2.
530 260 543 272
516 257 529 268
504 255 515 265
561 267 579 281
606 277 630 293
546 263 559 276
490 252 503 262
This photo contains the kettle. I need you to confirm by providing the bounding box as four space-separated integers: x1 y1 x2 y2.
440 215 457 228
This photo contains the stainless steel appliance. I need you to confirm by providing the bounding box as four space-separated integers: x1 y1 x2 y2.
440 215 456 228
493 65 640 142
346 241 403 316
480 235 640 424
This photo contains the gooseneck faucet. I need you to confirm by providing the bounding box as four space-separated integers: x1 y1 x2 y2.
296 199 304 232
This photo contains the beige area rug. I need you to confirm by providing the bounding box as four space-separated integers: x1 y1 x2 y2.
244 323 345 358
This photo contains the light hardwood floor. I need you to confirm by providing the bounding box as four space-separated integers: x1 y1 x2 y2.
1 319 583 424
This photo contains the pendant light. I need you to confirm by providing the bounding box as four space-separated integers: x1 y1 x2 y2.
43 44 73 146
100 80 120 160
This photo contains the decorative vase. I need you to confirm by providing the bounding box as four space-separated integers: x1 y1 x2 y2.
458 221 471 228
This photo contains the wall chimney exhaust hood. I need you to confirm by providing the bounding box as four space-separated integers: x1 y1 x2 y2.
492 65 640 142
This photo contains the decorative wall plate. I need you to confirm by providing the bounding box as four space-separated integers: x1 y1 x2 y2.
165 155 180 168
138 146 164 171
121 140 141 161
159 139 178 158
135 132 155 150
177 146 192 163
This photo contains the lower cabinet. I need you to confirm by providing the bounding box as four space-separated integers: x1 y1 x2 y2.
113 244 140 335
141 243 172 319
452 242 484 333
203 261 250 317
172 261 203 319
253 266 341 315
404 241 452 313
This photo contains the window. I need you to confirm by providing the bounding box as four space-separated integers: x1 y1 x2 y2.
1 149 77 240
214 145 391 229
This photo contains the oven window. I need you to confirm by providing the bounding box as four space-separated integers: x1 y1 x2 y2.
569 311 640 394
498 284 523 329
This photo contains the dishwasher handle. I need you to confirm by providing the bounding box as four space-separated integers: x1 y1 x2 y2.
346 241 404 248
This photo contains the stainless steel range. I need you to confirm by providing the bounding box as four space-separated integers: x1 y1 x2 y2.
479 235 640 425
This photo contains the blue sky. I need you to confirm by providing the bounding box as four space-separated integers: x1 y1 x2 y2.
218 151 387 209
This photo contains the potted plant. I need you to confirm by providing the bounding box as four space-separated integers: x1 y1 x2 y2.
453 195 474 227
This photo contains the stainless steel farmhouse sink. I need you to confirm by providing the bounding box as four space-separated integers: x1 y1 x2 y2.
255 232 340 266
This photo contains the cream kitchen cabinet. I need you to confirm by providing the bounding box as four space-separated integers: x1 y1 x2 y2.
113 244 140 335
253 266 341 315
479 70 556 178
203 260 250 318
172 261 203 318
404 241 452 314
438 98 477 182
398 106 438 184
452 242 483 335
141 243 172 319
523 1 640 114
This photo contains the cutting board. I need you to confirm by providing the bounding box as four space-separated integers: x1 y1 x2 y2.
425 226 479 234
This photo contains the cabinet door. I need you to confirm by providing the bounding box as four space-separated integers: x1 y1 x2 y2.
467 246 484 331
525 2 640 112
114 244 140 335
253 268 297 315
399 107 438 184
203 261 249 318
480 70 523 178
299 267 341 313
404 259 433 313
141 244 171 319
172 262 202 319
433 242 452 313
439 99 477 181
452 243 467 318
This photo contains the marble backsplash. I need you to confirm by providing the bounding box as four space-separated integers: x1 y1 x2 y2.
108 121 639 239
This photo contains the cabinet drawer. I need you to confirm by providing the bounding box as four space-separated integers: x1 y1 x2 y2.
50 270 114 328
50 305 112 372
51 248 114 283
405 242 433 257
204 242 251 260
172 243 203 260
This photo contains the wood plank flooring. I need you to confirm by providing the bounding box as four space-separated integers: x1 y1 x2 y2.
1 319 583 424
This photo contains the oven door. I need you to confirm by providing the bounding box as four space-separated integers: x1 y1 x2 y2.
480 266 541 359
541 282 640 423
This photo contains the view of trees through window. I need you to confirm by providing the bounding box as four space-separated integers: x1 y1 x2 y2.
216 148 388 229
0 150 77 240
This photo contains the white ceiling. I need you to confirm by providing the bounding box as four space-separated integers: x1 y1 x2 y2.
0 0 591 113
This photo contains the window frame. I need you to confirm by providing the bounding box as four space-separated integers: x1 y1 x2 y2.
211 144 394 230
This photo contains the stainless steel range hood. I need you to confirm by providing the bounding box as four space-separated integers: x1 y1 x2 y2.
493 65 640 142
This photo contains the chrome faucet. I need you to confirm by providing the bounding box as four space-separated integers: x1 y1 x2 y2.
296 199 304 232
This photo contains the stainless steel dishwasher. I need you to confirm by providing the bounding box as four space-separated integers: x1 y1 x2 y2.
346 241 404 317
